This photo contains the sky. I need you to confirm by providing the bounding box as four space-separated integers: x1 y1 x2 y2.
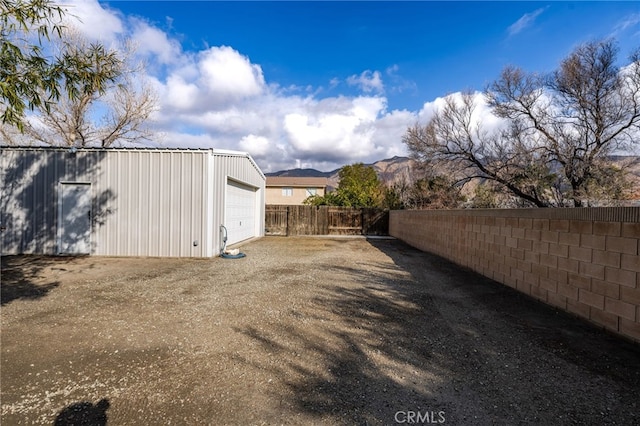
61 1 640 173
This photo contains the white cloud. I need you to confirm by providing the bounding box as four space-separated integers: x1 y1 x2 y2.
153 45 268 116
238 134 271 158
130 19 182 65
198 46 266 102
507 7 547 36
370 109 416 157
614 13 640 33
417 95 450 123
282 96 393 163
347 70 384 94
417 92 508 137
611 13 640 39
163 75 199 110
190 109 253 134
159 132 217 149
385 64 417 95
386 64 399 76
59 0 124 43
66 2 426 172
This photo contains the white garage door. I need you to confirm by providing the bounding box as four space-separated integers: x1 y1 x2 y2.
225 180 257 245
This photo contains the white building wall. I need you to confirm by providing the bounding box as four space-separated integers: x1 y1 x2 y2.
1 147 265 257
92 149 210 257
1 148 103 255
210 152 265 252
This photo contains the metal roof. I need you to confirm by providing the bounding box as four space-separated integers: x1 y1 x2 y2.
1 146 265 179
265 176 329 187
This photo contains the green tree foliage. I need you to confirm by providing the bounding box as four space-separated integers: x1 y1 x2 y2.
2 30 158 148
303 163 384 207
470 183 500 209
1 0 119 131
380 184 404 210
303 192 340 206
333 163 383 207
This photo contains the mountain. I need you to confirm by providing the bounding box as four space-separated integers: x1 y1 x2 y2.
266 156 423 188
368 156 421 185
266 154 640 202
265 168 334 178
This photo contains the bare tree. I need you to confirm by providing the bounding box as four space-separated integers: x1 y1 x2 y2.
486 39 640 207
404 92 557 207
1 0 118 131
405 39 640 207
406 175 466 209
3 29 157 147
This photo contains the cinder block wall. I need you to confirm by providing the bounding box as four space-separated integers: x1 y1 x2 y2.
389 208 640 343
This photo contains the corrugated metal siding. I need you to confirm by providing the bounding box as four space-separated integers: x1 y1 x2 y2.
2 147 265 257
1 149 100 254
92 150 210 257
210 153 265 253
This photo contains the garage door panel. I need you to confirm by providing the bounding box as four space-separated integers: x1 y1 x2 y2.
225 180 256 245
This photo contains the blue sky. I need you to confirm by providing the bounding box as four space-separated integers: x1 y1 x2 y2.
74 1 640 172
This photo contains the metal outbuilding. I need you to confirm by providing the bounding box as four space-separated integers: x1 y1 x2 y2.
1 147 265 257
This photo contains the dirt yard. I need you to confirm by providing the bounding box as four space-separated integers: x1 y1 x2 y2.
2 236 640 425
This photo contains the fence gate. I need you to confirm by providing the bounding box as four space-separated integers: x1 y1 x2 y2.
328 207 361 235
265 205 388 236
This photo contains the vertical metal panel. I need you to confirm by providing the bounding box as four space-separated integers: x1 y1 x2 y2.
205 153 215 257
210 153 265 253
2 148 264 257
1 148 98 255
92 149 211 257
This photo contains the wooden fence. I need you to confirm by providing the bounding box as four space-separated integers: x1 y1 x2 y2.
265 205 389 236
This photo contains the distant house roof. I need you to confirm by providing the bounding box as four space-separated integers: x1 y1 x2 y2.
266 176 328 187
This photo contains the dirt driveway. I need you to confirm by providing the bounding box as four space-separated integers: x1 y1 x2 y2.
2 236 640 425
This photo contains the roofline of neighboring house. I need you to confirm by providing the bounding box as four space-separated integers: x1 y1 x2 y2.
267 184 328 188
265 177 329 188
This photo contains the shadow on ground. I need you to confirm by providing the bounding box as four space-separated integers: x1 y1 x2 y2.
233 240 458 423
238 238 640 425
54 398 110 426
237 250 452 424
0 256 68 305
371 238 640 386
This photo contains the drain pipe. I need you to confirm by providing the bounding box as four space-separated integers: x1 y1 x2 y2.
219 225 246 259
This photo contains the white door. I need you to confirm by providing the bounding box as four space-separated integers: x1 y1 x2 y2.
58 183 92 254
225 180 256 245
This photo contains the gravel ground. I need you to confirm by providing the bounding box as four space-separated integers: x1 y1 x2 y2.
1 236 640 425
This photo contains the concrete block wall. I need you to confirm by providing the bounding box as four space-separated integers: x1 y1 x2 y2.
389 208 640 343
